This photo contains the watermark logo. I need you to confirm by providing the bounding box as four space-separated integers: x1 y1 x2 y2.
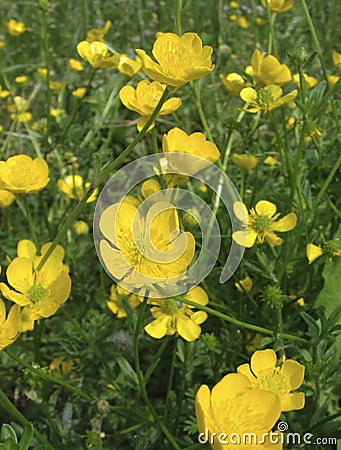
93 153 246 298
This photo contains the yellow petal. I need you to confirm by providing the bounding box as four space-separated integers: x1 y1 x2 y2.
99 240 131 280
0 299 5 323
144 316 169 338
240 87 257 103
0 282 30 306
306 243 323 264
191 310 208 325
233 201 249 223
264 231 282 247
185 286 208 306
176 314 202 341
17 240 37 260
232 230 257 248
236 363 255 380
271 212 297 232
251 349 277 376
281 359 305 390
255 200 277 217
281 392 305 411
6 257 34 294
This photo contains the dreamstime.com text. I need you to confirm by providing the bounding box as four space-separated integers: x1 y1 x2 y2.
198 422 337 446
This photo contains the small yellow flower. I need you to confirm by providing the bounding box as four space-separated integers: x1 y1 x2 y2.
0 88 10 98
37 67 48 79
264 155 277 165
238 16 249 28
49 356 80 376
162 127 220 175
145 286 208 342
332 50 341 70
57 175 97 202
7 96 32 122
99 200 195 291
251 49 292 87
306 240 341 264
72 87 87 99
232 200 297 247
0 240 71 321
50 108 66 119
0 299 20 351
0 155 49 194
240 85 297 113
69 58 84 72
73 220 89 235
86 20 111 42
293 73 318 89
297 298 305 307
196 372 282 449
141 179 161 199
117 54 143 78
229 14 237 21
261 0 294 14
220 72 249 95
0 41 5 49
232 153 258 171
256 17 265 25
107 285 141 318
235 276 253 292
0 190 16 208
77 41 120 69
119 80 181 131
237 349 305 411
6 19 26 37
230 1 239 7
327 74 339 87
136 32 214 90
49 81 66 94
14 75 28 84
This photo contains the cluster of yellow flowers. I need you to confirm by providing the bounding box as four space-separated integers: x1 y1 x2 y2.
196 349 305 449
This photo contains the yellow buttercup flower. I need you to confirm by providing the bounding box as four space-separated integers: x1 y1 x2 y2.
232 200 297 247
0 299 20 351
0 155 49 194
77 41 120 69
73 220 89 235
0 190 16 208
49 356 80 376
49 81 66 94
264 155 277 165
232 153 258 171
196 372 282 449
14 75 28 84
250 49 292 87
141 179 161 199
37 67 48 79
240 85 297 113
332 50 341 70
135 32 214 90
145 286 208 342
297 297 305 307
235 276 253 292
72 87 87 99
99 200 195 290
238 16 249 28
0 41 5 49
0 88 10 98
162 127 220 175
230 1 239 7
107 285 141 318
117 54 143 78
6 19 26 37
119 80 181 131
7 96 32 122
86 20 111 42
327 74 339 87
237 349 305 411
293 73 318 89
57 175 97 202
306 240 341 264
220 72 249 95
261 0 294 14
0 240 71 321
69 58 84 71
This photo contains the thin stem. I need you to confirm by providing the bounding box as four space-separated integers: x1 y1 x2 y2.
176 0 183 35
22 195 40 249
178 297 309 344
163 338 177 420
191 81 213 142
0 388 55 450
5 349 94 402
41 9 51 149
299 0 329 83
134 299 182 450
36 87 170 271
266 6 278 57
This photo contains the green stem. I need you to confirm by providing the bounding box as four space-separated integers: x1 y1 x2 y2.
176 0 183 35
191 81 213 142
266 7 278 57
289 121 307 209
150 127 159 154
178 297 309 344
134 299 182 450
5 349 94 402
36 87 170 271
22 195 40 249
41 9 51 149
163 338 177 420
299 0 329 83
0 388 55 450
59 68 97 144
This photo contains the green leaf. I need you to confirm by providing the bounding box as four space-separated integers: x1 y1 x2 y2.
18 423 33 450
0 426 17 444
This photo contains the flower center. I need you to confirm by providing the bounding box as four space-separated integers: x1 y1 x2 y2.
28 283 46 302
257 88 274 106
163 298 180 315
256 368 289 399
252 214 272 233
322 239 340 257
